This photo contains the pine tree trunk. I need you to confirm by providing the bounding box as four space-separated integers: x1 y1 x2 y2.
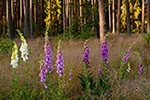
49 0 52 36
20 0 22 30
66 0 68 27
142 0 145 33
8 0 15 39
79 0 82 28
112 0 115 34
11 0 14 21
24 0 30 39
98 0 106 42
63 0 66 32
16 0 19 29
147 0 150 33
23 0 26 17
126 0 131 35
117 0 121 34
69 0 71 26
108 0 111 33
3 0 6 35
34 0 36 23
83 0 86 24
30 0 33 37
74 0 76 15
6 0 8 24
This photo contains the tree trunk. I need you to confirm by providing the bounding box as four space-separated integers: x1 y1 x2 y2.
24 0 30 39
23 0 26 17
126 0 131 35
34 0 36 23
11 0 14 21
98 0 107 42
83 0 86 24
30 0 33 37
117 0 121 34
63 0 66 32
49 0 52 36
79 0 82 27
8 0 15 39
108 0 111 33
142 0 145 33
16 0 19 29
112 0 115 34
20 0 22 30
147 0 150 33
66 0 68 27
3 0 6 35
69 0 71 26
6 0 8 24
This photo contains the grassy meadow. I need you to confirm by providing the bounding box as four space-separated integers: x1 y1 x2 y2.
0 34 150 99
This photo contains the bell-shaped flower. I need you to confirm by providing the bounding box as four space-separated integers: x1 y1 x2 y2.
11 42 19 68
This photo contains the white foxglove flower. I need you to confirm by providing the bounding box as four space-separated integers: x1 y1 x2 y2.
11 42 19 68
20 42 28 62
127 67 131 72
17 30 28 62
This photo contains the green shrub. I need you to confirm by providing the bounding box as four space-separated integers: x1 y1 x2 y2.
143 32 150 45
0 36 14 53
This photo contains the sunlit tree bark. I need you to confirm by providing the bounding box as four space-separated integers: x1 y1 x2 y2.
79 0 82 27
108 0 111 33
34 0 36 23
98 0 107 42
30 0 33 37
20 0 22 30
112 0 115 34
147 0 150 33
117 0 121 34
142 0 145 33
63 0 66 32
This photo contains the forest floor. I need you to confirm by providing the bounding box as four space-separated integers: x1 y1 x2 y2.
0 34 150 99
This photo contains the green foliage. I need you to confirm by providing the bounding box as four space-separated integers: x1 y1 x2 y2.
0 36 14 53
78 72 96 90
143 32 150 45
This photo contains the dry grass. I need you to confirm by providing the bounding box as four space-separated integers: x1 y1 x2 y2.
0 34 150 99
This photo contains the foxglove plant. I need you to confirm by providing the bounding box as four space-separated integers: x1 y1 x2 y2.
39 27 53 88
118 42 135 81
123 47 132 63
83 45 90 68
99 69 102 77
100 41 108 64
69 72 72 80
11 42 19 68
17 30 28 62
139 62 142 75
56 40 64 78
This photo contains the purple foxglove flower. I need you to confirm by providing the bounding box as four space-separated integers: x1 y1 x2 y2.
83 45 90 67
56 49 64 78
39 40 53 88
69 72 72 80
115 77 117 81
99 69 102 77
100 41 108 64
139 62 142 75
43 40 53 72
123 48 132 63
44 84 48 89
